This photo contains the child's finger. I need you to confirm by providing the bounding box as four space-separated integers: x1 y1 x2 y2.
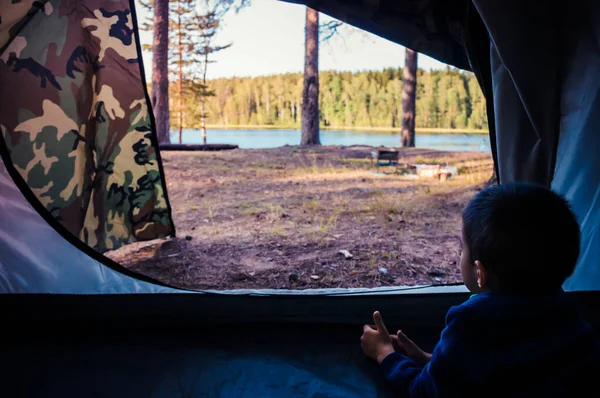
396 330 415 346
373 311 389 334
390 335 407 353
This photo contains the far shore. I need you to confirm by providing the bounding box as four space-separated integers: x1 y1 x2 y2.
181 125 490 135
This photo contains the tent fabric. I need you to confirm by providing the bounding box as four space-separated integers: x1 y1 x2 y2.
0 0 174 253
548 0 600 291
0 158 178 293
283 0 472 71
1 2 600 397
472 0 600 290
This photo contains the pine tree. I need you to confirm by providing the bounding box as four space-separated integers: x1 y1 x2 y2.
301 7 320 145
140 0 171 143
401 48 417 147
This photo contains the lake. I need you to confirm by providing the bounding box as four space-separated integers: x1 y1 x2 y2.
171 129 491 153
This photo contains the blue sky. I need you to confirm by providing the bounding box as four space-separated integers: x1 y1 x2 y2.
136 0 450 80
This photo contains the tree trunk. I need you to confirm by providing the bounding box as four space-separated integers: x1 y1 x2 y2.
201 43 210 145
177 5 183 144
266 90 270 119
151 0 170 144
401 48 417 147
301 7 320 146
201 100 207 144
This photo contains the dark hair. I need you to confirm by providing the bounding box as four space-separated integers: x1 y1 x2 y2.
462 183 580 294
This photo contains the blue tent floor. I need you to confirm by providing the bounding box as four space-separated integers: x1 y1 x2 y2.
3 323 431 397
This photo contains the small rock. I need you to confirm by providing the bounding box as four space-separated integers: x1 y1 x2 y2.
267 257 274 262
280 213 290 219
184 235 192 241
428 270 446 277
379 267 388 275
289 273 299 283
449 261 457 265
191 227 196 231
434 277 442 282
310 275 320 280
338 249 353 259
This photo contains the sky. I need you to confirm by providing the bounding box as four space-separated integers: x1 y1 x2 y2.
136 0 450 80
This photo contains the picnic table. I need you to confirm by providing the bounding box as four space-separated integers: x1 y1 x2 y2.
370 148 458 180
370 148 400 170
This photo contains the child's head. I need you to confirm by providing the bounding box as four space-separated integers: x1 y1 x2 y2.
460 182 580 294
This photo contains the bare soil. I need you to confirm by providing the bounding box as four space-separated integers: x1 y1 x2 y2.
106 145 494 291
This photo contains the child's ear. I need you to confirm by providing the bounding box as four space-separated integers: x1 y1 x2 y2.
474 260 486 289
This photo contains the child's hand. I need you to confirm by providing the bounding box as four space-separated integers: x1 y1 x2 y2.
361 311 396 364
391 330 432 365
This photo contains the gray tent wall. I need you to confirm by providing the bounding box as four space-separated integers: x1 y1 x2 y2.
473 0 600 290
0 160 180 294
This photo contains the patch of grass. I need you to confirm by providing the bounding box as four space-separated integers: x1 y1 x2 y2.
318 209 341 234
240 207 263 216
414 156 451 165
303 200 319 213
248 162 285 170
364 198 400 215
332 195 351 210
341 158 371 166
207 204 216 221
264 203 285 222
372 189 385 198
269 224 286 237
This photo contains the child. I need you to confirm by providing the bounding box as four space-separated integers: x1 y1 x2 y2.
361 182 599 397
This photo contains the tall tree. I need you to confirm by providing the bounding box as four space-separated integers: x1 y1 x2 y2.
189 5 232 144
401 48 418 147
141 0 249 143
150 0 170 144
301 7 320 146
171 0 197 143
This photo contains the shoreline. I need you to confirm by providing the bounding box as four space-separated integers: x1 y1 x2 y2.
176 125 489 135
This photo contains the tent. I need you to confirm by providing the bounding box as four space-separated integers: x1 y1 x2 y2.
0 0 599 396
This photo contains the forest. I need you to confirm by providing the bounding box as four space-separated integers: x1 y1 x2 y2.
171 67 488 131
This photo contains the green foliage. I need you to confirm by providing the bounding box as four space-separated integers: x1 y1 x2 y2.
175 67 488 130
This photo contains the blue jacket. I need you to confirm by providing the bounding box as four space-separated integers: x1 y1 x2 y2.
381 291 599 397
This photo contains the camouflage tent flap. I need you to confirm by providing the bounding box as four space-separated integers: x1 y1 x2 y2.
0 0 175 252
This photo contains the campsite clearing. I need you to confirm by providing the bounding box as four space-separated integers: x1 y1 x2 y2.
106 146 494 290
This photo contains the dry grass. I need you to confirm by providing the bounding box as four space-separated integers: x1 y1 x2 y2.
106 145 493 290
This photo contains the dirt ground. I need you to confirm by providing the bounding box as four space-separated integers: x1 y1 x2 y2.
106 145 494 291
